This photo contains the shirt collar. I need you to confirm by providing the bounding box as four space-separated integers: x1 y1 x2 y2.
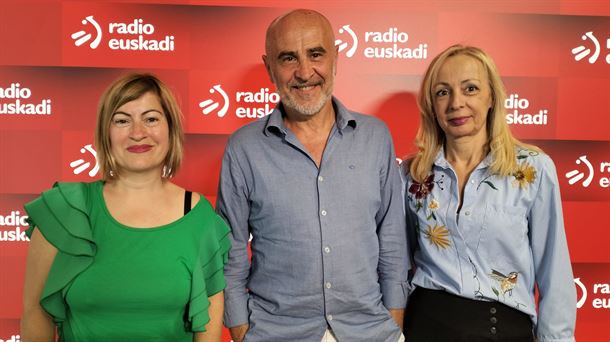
433 146 493 170
263 97 357 137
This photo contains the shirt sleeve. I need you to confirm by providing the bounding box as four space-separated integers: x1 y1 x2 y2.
528 154 576 342
399 161 418 308
216 141 251 328
376 127 410 309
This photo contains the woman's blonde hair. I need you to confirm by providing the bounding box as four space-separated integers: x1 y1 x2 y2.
95 73 184 180
410 44 539 182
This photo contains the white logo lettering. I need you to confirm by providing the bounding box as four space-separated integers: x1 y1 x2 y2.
0 227 29 242
0 211 29 227
0 211 29 243
71 15 175 52
235 88 278 119
571 31 610 64
70 144 99 177
335 24 358 58
566 155 594 187
199 85 229 118
335 24 428 60
199 85 278 120
565 155 610 188
575 277 587 308
574 277 610 309
504 93 548 126
71 15 103 49
0 83 52 115
0 334 21 342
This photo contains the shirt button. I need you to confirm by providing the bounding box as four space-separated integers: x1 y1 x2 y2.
318 176 324 182
470 180 475 184
490 327 497 334
490 316 497 324
325 282 332 289
464 210 471 216
490 307 497 314
321 210 327 216
327 314 333 321
324 246 331 253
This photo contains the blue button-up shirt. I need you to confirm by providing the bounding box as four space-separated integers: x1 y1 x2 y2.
402 148 576 342
217 98 409 342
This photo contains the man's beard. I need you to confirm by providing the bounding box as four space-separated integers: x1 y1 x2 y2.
281 87 332 116
272 71 334 116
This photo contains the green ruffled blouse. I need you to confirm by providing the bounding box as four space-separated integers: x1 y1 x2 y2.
24 181 231 341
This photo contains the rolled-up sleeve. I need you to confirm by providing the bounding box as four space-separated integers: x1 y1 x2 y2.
376 130 410 309
217 142 251 328
529 155 576 342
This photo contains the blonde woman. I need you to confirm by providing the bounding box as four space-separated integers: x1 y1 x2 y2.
402 45 576 341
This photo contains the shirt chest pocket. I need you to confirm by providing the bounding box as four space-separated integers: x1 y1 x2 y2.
480 204 529 264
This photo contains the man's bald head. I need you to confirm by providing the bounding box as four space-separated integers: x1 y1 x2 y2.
265 9 335 56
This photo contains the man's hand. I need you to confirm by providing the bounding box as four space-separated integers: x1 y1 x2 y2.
229 324 249 342
388 308 405 330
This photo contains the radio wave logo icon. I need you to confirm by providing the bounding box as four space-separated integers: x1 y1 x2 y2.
71 15 102 49
335 24 358 58
574 278 587 309
70 144 99 177
565 155 594 187
199 85 229 118
572 31 600 64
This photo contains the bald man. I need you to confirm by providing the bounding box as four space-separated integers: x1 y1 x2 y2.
217 9 409 342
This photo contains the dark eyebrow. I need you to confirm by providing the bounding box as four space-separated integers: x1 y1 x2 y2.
112 109 162 116
309 46 326 54
277 51 297 60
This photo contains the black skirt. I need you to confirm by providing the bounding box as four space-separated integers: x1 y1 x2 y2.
404 288 534 342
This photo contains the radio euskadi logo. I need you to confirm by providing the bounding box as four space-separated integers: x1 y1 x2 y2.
70 144 99 177
571 31 610 65
504 93 548 126
0 211 29 242
71 15 175 52
335 24 428 60
565 155 610 188
574 277 610 309
199 85 279 119
0 83 52 115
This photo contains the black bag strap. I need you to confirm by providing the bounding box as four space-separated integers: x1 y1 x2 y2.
184 190 192 215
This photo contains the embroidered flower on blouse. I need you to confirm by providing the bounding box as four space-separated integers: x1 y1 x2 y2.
428 199 439 210
423 224 451 249
512 161 537 189
409 174 435 199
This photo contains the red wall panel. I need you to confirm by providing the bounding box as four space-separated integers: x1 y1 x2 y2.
1 1 608 340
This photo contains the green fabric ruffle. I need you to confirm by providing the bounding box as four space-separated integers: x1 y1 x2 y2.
24 182 96 337
187 205 231 332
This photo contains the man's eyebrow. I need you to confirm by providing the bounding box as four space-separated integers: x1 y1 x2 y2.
277 51 297 60
308 46 326 54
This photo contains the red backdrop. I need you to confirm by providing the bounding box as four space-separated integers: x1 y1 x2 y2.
1 0 609 341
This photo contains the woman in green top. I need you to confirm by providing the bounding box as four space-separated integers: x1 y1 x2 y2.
21 74 230 341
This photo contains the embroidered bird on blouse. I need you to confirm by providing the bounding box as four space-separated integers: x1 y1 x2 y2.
490 270 519 297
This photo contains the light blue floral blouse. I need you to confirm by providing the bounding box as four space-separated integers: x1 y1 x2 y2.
402 147 576 342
